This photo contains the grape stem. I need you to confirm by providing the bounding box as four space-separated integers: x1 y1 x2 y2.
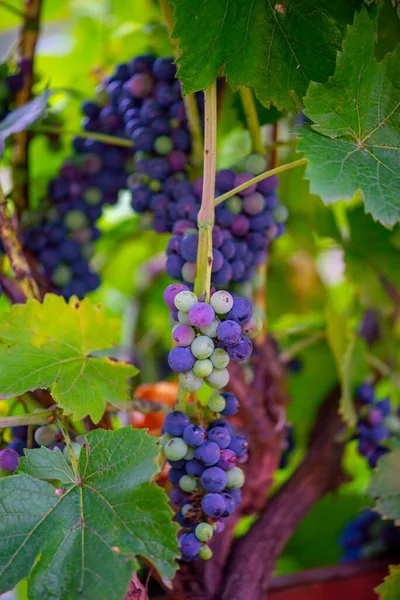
0 409 60 429
194 81 217 301
238 88 264 155
279 331 326 363
31 124 134 148
158 0 204 167
175 384 188 412
0 182 41 299
215 157 307 205
0 0 26 17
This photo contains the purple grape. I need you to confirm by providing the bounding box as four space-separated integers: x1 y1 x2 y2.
201 493 226 518
231 214 250 236
167 254 185 279
0 448 19 472
200 467 227 493
172 324 196 346
195 441 221 466
243 192 266 215
212 261 233 285
227 336 253 361
221 492 236 516
185 459 206 477
179 532 202 561
127 73 153 98
163 411 190 436
207 426 231 449
168 458 186 469
209 419 234 435
256 175 278 194
180 233 199 262
211 249 224 272
220 392 239 416
235 172 257 195
226 298 253 325
183 424 206 447
152 58 176 81
217 449 237 470
228 435 249 457
215 169 235 192
168 468 187 486
188 302 215 328
170 488 191 507
217 320 242 345
229 488 242 506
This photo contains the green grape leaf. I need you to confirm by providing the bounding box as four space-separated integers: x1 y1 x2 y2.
367 448 400 523
0 294 138 422
299 9 400 227
0 90 50 157
376 565 400 599
0 428 179 599
16 446 75 484
168 0 360 111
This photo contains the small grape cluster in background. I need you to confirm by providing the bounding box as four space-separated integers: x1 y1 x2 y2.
164 284 262 392
354 383 400 468
0 423 82 473
339 509 400 562
161 404 247 562
22 54 193 299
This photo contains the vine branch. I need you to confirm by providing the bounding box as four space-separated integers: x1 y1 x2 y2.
193 81 217 301
238 88 264 155
215 158 307 205
0 182 40 299
11 0 43 212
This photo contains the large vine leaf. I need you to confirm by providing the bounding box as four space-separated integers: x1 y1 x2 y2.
299 9 400 227
0 90 50 157
367 448 400 523
0 294 138 422
376 565 400 599
0 428 179 600
168 0 361 111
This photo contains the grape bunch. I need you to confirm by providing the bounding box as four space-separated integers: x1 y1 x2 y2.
157 165 288 288
0 423 82 473
164 285 262 391
339 509 400 562
161 405 247 562
22 54 193 299
354 384 400 468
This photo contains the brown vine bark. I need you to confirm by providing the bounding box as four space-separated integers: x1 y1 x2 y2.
221 388 345 600
12 0 43 212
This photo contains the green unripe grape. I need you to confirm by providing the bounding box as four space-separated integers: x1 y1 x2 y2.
210 290 234 314
384 415 400 435
208 394 226 413
205 367 230 389
51 264 72 287
245 153 266 175
191 336 214 359
63 442 82 464
226 466 245 489
211 522 218 531
159 433 173 448
273 204 289 223
179 475 198 493
34 424 58 447
200 319 220 337
83 187 103 205
181 262 197 283
164 437 188 461
184 446 195 460
182 503 194 517
210 348 230 369
193 359 213 378
64 209 88 231
178 310 192 325
226 195 242 215
241 314 263 339
195 523 214 542
174 291 198 312
154 135 173 155
149 179 161 192
199 545 213 560
179 370 204 393
82 243 95 260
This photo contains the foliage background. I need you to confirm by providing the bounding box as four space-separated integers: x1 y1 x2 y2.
1 0 400 596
